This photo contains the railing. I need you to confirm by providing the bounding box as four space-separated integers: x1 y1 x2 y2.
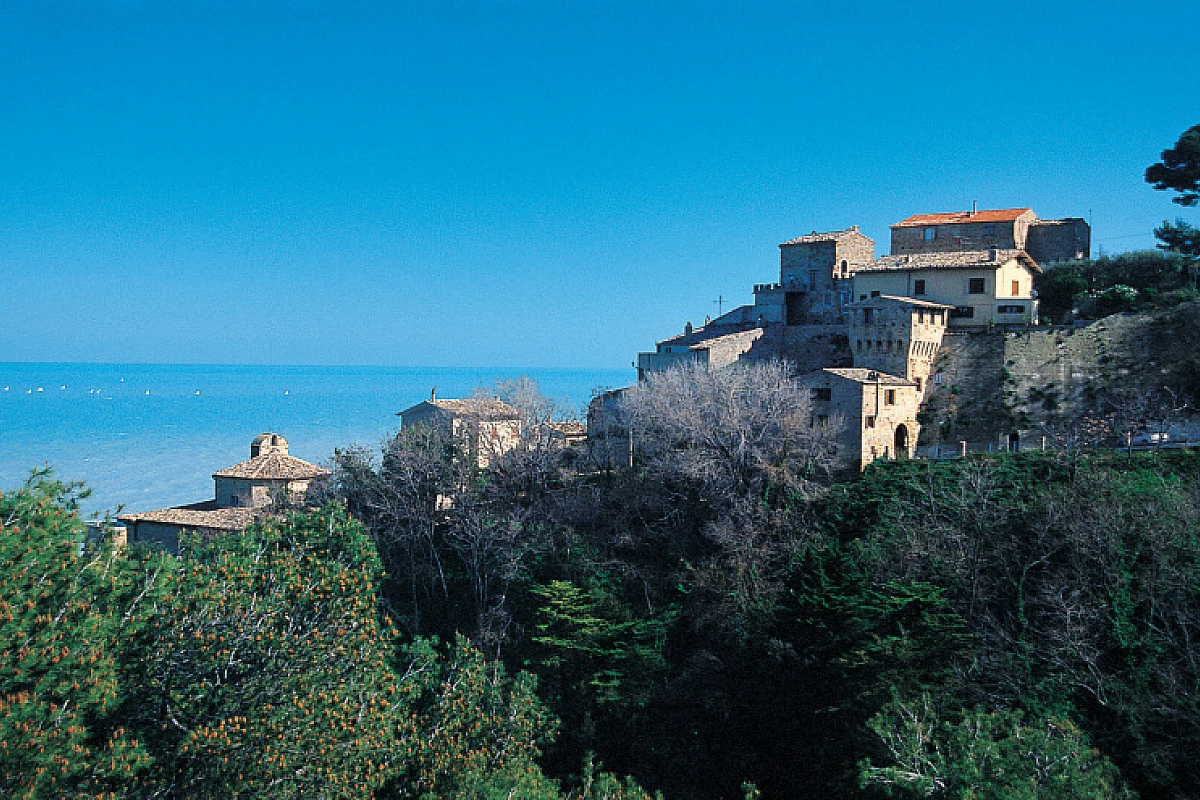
913 437 1199 461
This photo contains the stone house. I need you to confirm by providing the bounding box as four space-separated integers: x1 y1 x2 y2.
852 249 1041 327
398 396 523 468
806 368 922 468
891 208 1090 264
118 433 330 551
755 226 876 326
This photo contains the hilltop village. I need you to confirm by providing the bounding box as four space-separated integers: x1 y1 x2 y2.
111 207 1095 547
622 207 1091 469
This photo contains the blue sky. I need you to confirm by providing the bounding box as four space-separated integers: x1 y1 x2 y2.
0 1 1195 369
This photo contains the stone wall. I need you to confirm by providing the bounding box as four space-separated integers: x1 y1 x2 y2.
1026 218 1091 264
848 300 948 388
701 328 765 370
919 310 1189 446
891 217 1027 255
772 326 853 373
836 233 876 274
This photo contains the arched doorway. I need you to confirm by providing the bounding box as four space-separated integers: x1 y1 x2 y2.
894 424 910 460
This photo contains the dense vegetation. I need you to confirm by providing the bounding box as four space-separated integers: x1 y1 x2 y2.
1036 250 1198 323
321 367 1200 799
0 470 654 799
6 364 1200 798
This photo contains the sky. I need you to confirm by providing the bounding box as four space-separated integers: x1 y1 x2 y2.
0 0 1196 369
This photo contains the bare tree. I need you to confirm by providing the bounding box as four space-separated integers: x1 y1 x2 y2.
622 360 841 500
485 377 580 500
613 360 842 634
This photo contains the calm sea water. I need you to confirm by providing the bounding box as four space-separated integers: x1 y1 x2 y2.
0 363 631 517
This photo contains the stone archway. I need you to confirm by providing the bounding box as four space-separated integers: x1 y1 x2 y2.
894 424 910 460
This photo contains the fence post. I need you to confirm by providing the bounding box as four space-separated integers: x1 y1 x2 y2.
960 440 967 458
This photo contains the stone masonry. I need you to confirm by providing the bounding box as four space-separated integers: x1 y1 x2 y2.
627 206 1093 471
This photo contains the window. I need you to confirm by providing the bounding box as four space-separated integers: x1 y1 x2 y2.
983 223 996 236
885 389 896 405
863 308 873 323
924 227 936 241
1012 280 1020 296
968 277 986 294
870 290 881 297
865 415 876 429
812 387 832 401
856 339 862 350
997 305 1026 314
917 310 925 323
914 279 926 295
915 377 923 392
859 294 867 301
951 306 975 319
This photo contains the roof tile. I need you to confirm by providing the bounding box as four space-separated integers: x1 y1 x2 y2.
892 208 1033 228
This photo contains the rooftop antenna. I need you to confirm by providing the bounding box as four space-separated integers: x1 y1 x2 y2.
713 295 724 317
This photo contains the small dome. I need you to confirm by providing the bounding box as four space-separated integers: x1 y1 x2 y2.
250 432 288 458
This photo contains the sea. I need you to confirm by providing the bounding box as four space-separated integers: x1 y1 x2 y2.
0 363 632 518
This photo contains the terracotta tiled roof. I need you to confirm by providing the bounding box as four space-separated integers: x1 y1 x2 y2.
780 226 869 246
400 398 523 420
118 501 261 532
212 453 331 481
857 249 1040 273
823 368 915 386
848 295 956 310
892 208 1033 228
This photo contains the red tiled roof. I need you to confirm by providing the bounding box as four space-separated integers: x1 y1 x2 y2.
892 208 1033 228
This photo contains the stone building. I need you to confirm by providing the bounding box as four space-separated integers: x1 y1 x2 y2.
761 226 876 325
118 433 330 551
636 322 763 381
625 204 1091 471
398 395 523 468
890 208 1089 264
852 249 1041 327
805 368 922 468
847 295 952 393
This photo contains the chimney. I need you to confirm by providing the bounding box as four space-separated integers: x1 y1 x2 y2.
431 386 437 401
684 321 694 336
972 200 978 216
